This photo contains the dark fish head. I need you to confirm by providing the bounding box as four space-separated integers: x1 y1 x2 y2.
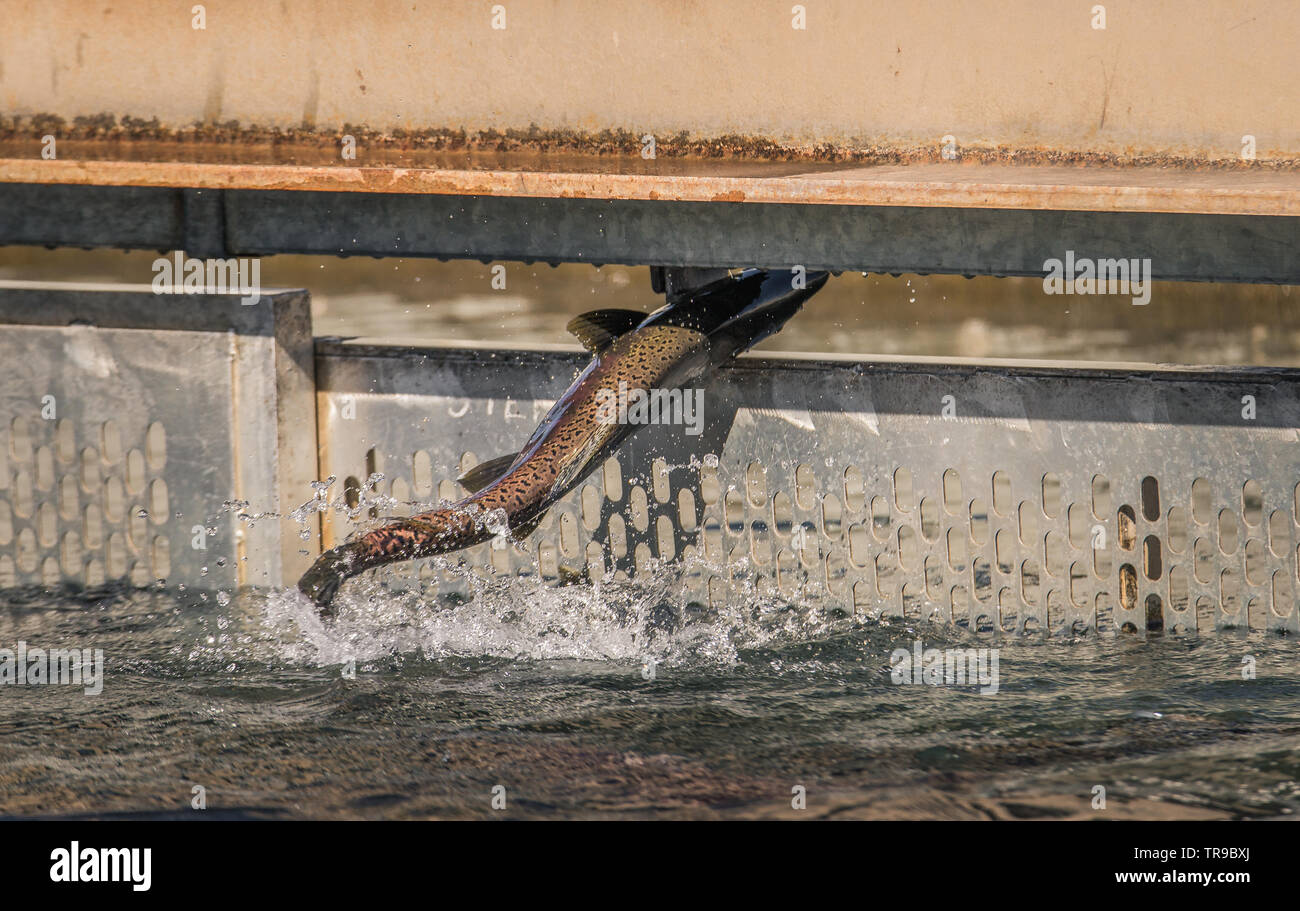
649 268 830 361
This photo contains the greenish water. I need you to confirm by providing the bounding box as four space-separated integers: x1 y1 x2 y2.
1 575 1297 820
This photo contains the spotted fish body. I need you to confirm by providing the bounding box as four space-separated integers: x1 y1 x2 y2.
299 268 830 611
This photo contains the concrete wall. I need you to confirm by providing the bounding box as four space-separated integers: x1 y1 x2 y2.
1 0 1296 159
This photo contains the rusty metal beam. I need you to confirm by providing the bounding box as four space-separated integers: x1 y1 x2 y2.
3 158 1299 217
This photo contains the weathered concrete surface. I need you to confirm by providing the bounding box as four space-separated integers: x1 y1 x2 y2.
1 0 1296 161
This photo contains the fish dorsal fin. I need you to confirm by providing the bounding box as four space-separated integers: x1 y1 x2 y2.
566 309 645 354
456 452 519 493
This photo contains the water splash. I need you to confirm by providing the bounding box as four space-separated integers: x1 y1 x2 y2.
258 548 840 671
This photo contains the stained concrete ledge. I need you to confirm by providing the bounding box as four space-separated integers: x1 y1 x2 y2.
2 0 1297 160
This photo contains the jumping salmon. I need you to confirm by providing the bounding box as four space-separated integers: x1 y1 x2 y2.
298 268 830 611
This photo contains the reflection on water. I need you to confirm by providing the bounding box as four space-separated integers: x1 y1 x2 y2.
2 248 1298 365
0 574 1298 820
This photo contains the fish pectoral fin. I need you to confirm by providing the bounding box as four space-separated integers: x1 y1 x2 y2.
566 309 646 354
550 425 611 499
457 452 519 493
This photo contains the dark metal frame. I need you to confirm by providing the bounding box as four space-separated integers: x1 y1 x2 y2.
3 182 1298 284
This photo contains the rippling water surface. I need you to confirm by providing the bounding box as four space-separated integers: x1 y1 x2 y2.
2 571 1297 820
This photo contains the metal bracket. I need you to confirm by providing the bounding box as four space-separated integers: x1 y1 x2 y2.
181 188 229 260
649 267 736 300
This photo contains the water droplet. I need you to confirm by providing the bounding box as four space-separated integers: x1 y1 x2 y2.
216 591 230 606
485 508 510 536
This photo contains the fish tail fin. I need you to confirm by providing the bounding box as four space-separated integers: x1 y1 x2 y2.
297 506 483 614
297 541 365 615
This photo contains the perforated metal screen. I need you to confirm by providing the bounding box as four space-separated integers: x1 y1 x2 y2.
316 342 1300 637
0 284 319 591
2 285 1297 637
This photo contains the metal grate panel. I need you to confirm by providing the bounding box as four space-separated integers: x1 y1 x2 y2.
0 283 319 590
3 283 1296 639
316 342 1300 637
